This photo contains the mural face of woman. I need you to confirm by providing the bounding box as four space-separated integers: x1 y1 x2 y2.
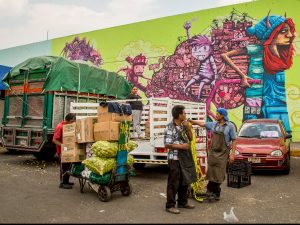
191 45 211 61
272 23 293 46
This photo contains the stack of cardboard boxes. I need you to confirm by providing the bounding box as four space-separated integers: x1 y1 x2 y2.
61 105 132 163
61 123 85 163
93 105 132 141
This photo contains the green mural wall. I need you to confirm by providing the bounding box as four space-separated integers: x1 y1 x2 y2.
52 0 300 140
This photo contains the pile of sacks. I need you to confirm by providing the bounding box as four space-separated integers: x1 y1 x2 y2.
82 140 137 179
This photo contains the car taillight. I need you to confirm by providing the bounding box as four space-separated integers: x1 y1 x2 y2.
156 148 167 153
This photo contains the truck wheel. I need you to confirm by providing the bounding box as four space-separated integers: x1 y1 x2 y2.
121 182 132 196
98 186 111 202
133 163 146 170
33 146 56 161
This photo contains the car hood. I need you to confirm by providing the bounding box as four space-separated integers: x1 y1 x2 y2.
236 137 283 153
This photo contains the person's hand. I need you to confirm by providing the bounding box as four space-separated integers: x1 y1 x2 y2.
229 154 235 163
183 120 192 130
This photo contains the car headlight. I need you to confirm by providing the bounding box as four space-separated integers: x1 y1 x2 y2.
271 150 283 157
231 150 240 156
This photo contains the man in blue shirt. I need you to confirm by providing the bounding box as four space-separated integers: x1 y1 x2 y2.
190 108 237 201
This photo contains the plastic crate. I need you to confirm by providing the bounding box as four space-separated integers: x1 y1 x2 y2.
227 173 251 188
228 161 252 176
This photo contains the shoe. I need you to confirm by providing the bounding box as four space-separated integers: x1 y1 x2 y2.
166 207 180 214
215 193 220 201
67 182 74 185
178 203 195 209
59 183 73 189
206 192 216 201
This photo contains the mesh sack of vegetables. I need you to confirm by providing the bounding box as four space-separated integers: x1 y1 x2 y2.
82 157 116 176
69 163 85 177
127 154 135 166
89 171 112 185
91 140 138 158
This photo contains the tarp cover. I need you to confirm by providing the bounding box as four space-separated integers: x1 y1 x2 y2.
0 65 11 90
3 56 133 99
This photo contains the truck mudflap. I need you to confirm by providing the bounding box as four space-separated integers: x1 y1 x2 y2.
1 126 45 152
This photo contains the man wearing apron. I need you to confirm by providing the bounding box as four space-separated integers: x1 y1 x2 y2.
190 108 237 201
164 105 197 214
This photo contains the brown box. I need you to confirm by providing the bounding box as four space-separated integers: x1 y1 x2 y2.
76 117 98 143
63 135 76 145
97 106 132 122
61 143 86 163
93 121 120 141
63 123 76 137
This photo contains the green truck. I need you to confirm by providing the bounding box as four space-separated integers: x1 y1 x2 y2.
0 56 132 159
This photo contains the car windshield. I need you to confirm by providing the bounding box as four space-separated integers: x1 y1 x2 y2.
238 122 282 138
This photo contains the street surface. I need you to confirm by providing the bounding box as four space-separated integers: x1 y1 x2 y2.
0 147 300 223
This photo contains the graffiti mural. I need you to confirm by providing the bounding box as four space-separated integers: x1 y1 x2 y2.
116 53 150 93
61 37 103 67
49 0 300 140
222 13 295 132
143 10 296 133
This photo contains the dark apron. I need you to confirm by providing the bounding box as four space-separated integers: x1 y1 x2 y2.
206 124 228 183
174 124 197 185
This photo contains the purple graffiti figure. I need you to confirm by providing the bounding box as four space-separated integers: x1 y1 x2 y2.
61 37 103 67
117 53 150 93
184 35 218 99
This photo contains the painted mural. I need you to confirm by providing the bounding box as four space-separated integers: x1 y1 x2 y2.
54 9 297 134
61 37 103 67
4 0 294 141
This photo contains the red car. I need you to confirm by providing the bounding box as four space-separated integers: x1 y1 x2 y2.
234 119 292 174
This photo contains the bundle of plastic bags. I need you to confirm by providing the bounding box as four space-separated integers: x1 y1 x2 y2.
91 140 137 158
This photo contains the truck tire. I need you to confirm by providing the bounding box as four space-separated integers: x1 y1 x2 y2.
133 163 146 170
33 146 56 161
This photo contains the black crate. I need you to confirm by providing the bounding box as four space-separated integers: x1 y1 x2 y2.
227 173 251 188
228 161 252 176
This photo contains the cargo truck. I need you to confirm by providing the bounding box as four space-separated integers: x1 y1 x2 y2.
0 56 132 159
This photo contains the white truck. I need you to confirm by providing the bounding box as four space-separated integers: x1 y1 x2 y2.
70 97 208 172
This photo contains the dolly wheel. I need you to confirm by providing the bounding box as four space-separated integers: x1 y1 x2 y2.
121 182 132 196
98 186 111 202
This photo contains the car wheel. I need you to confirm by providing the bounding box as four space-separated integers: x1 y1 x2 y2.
282 155 290 175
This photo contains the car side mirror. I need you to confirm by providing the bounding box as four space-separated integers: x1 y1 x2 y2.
285 133 292 139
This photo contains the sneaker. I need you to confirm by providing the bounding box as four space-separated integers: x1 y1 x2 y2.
59 183 73 189
206 191 216 201
178 203 195 209
215 193 220 201
166 207 180 214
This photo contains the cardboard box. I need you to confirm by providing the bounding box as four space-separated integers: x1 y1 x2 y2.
61 143 86 163
97 106 132 122
63 123 76 137
76 117 98 143
94 121 120 141
63 135 76 145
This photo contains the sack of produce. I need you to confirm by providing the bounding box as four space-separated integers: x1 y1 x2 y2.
127 154 135 166
82 157 116 176
91 140 137 158
82 155 136 176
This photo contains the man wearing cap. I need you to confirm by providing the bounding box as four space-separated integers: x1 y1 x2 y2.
190 107 237 201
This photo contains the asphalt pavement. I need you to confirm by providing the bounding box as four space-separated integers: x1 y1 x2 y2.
0 147 300 224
